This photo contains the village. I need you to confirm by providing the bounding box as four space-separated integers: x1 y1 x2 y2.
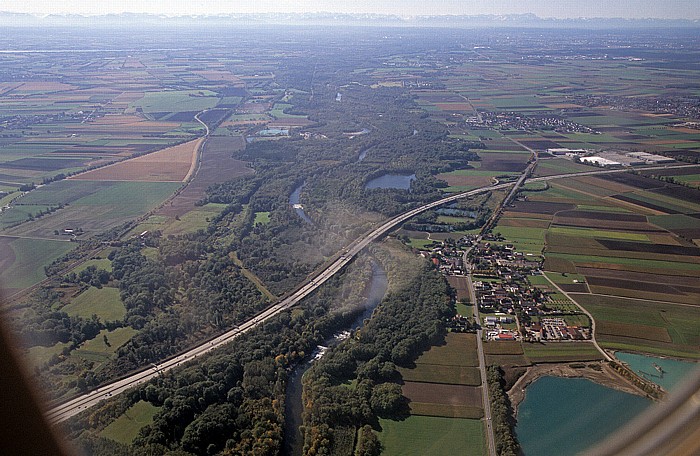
416 233 592 343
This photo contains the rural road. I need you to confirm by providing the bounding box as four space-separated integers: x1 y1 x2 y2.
45 162 698 423
467 269 498 456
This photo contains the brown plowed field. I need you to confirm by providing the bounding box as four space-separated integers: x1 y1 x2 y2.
155 136 253 218
401 382 482 408
577 266 700 287
555 210 646 223
73 139 201 182
497 218 551 228
436 174 493 188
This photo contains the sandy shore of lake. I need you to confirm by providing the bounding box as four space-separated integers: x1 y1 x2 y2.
508 362 652 415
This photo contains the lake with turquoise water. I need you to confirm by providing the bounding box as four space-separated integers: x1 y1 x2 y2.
615 352 698 391
515 376 651 455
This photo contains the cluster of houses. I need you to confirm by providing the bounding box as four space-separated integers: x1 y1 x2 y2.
420 236 591 343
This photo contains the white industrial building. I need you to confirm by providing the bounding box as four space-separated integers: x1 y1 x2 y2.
580 156 622 167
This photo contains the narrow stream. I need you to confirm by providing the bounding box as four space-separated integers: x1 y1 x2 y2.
289 184 313 225
282 261 388 456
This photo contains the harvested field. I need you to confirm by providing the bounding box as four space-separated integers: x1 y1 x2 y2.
402 382 482 409
597 321 672 343
484 354 531 366
415 333 479 367
558 283 590 293
577 266 700 287
604 173 665 190
478 152 529 172
399 364 481 386
554 210 646 223
407 402 484 419
446 276 469 302
497 217 551 229
483 341 524 355
501 210 553 220
509 201 576 215
523 342 604 363
596 239 700 256
73 139 201 182
436 173 493 188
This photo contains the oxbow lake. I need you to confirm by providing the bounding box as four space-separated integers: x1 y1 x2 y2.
364 173 416 190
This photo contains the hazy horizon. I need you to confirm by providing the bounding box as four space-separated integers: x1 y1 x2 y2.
2 0 700 20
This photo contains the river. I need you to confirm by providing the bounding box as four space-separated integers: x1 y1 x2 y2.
515 376 651 455
282 261 388 456
289 184 313 225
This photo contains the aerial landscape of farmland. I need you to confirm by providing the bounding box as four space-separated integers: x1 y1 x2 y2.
0 8 698 456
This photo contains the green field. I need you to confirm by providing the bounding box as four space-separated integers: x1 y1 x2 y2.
131 90 220 113
6 181 182 237
100 400 161 445
62 286 126 321
0 237 75 289
379 416 484 456
27 341 71 366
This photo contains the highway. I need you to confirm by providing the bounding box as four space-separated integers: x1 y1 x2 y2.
45 162 698 423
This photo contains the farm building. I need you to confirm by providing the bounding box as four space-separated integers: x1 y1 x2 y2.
579 156 622 167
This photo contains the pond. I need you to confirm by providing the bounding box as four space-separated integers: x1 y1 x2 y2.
364 173 416 190
615 352 698 391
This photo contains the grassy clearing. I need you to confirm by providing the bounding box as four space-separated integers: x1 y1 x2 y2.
71 258 113 273
100 400 161 445
253 211 270 225
74 327 138 362
62 286 126 321
523 342 604 363
379 416 484 456
0 237 74 289
408 238 438 250
27 341 71 366
456 302 472 316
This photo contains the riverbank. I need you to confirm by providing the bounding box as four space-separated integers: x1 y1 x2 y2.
508 362 649 413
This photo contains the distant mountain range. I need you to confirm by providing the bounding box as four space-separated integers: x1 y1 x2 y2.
0 12 698 29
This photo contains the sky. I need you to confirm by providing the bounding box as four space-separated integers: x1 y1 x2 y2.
2 0 700 19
